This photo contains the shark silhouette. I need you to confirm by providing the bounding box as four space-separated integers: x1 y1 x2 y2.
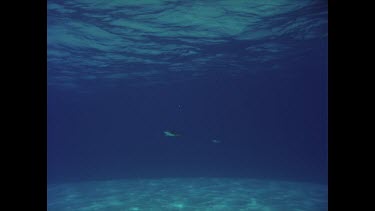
164 130 181 137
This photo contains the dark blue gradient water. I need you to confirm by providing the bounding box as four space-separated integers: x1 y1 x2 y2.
47 0 327 206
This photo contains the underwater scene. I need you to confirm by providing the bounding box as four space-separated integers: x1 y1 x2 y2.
47 0 328 210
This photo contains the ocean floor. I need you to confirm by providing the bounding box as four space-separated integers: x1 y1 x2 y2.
47 178 327 211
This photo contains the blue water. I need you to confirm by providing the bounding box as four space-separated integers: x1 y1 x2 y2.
47 0 327 210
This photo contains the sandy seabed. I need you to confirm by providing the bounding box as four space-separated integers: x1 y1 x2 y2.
48 178 327 211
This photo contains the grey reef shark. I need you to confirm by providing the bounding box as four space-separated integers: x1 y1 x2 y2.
164 130 181 137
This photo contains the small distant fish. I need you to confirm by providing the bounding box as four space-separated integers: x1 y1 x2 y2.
211 139 221 143
164 131 181 137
